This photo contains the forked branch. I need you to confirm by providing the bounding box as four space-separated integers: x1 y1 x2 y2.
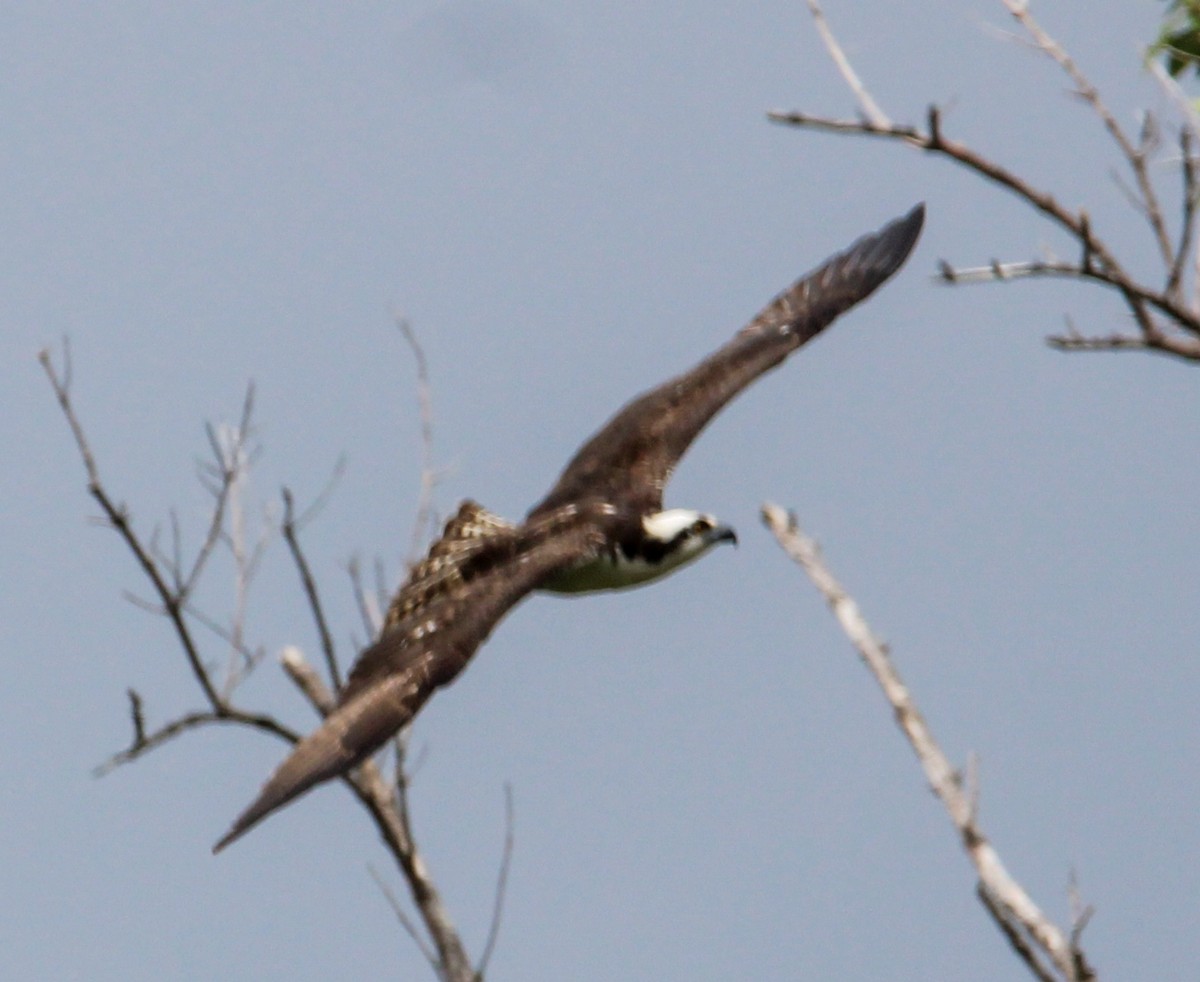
773 0 1200 362
41 341 479 982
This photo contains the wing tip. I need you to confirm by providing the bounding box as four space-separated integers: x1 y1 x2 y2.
901 201 925 240
874 201 926 273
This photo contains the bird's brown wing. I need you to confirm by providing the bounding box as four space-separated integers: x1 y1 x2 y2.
527 204 924 520
378 500 518 634
212 503 611 853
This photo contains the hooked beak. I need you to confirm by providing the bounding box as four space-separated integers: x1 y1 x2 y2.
711 525 738 548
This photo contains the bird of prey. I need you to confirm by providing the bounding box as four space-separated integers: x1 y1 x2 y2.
213 204 924 853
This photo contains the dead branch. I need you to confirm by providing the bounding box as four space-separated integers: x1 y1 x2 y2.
778 0 1200 362
761 504 1095 982
40 344 224 707
43 342 478 982
999 0 1172 267
94 706 299 776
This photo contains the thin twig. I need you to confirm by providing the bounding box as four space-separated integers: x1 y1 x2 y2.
935 255 1199 326
1046 332 1149 353
477 784 516 979
347 555 381 641
127 688 146 745
40 345 224 708
369 865 440 973
397 317 441 567
183 602 264 669
94 707 299 776
373 556 390 631
804 0 889 127
282 487 342 692
1170 126 1199 301
999 0 1174 267
180 389 253 602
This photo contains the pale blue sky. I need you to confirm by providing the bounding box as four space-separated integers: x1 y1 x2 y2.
5 3 1197 980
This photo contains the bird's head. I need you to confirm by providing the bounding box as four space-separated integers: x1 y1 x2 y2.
641 509 737 571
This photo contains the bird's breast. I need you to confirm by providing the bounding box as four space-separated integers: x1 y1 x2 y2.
538 550 671 594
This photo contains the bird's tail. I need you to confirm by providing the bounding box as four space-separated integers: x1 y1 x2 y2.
213 671 419 853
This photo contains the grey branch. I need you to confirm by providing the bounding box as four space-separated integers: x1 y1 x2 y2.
761 504 1095 981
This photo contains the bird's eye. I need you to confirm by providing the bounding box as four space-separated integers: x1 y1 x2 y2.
691 518 712 534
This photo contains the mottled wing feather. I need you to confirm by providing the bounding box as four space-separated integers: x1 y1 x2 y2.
528 205 924 519
383 499 518 630
212 503 611 853
334 499 520 710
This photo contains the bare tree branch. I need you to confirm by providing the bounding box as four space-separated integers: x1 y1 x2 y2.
95 705 300 777
761 504 1094 982
767 106 1200 361
978 884 1059 982
44 342 479 981
770 1 1200 363
39 344 225 707
999 0 1173 268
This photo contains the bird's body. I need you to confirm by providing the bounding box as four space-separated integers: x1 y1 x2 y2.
213 204 925 853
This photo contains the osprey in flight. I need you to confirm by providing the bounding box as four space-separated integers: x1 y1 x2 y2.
214 204 924 852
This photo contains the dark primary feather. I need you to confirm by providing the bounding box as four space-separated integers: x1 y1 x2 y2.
212 502 616 853
528 204 924 519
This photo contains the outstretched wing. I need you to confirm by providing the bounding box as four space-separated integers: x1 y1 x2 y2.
528 205 924 519
212 503 610 853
